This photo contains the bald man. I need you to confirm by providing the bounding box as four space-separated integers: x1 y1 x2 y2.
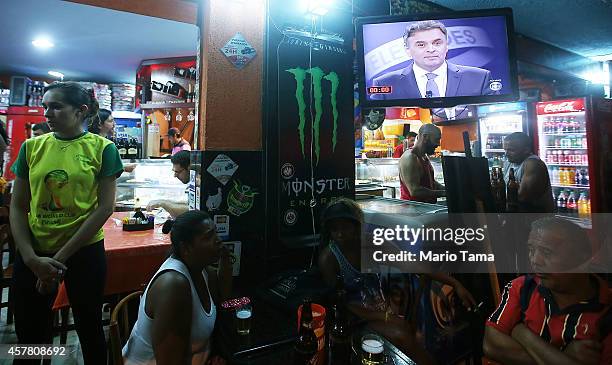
399 123 445 203
503 132 555 213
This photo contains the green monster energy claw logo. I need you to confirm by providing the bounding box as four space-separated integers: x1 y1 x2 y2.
286 67 339 165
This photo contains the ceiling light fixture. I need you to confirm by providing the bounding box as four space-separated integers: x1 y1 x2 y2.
48 71 64 80
32 38 54 49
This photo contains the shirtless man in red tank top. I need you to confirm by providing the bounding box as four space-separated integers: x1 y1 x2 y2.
399 123 445 203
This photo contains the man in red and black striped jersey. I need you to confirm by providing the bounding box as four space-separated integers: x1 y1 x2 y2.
484 217 612 365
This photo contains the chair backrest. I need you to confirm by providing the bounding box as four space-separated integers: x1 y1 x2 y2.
109 290 143 365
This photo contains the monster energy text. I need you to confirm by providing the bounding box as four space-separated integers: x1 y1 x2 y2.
282 177 352 197
286 67 340 165
286 37 347 54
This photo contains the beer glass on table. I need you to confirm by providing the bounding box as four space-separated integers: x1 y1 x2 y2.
360 333 385 365
236 303 252 335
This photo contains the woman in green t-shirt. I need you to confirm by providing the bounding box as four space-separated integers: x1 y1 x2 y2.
10 82 123 365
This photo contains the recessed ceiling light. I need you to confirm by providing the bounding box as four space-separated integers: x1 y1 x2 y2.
32 38 54 49
48 71 64 79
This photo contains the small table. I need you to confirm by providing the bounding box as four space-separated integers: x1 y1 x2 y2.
52 212 171 310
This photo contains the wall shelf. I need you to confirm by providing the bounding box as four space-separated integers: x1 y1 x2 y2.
140 102 195 109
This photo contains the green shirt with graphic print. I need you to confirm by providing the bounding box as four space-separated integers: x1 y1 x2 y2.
11 132 123 253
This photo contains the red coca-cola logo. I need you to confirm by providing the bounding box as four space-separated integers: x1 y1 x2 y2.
539 99 585 114
544 102 577 113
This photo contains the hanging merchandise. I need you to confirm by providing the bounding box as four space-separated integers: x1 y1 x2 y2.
187 109 195 122
176 109 183 122
165 109 172 123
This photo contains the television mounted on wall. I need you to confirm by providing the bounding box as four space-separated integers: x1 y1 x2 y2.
355 8 519 109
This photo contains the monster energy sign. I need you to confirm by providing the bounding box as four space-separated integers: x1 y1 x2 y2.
286 67 339 165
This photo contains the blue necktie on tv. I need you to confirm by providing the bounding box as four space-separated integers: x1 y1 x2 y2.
426 73 447 119
425 73 440 97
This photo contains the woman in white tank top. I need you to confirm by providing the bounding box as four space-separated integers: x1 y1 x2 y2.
123 210 233 365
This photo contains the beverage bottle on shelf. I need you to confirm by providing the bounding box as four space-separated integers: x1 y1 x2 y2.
545 151 552 163
575 169 582 186
582 137 588 149
565 150 571 164
581 170 589 186
582 151 589 164
568 117 576 132
577 193 588 218
551 167 559 185
543 119 549 133
586 197 591 215
552 150 559 163
566 191 577 216
557 190 567 213
554 137 561 148
293 299 318 365
568 168 575 186
506 168 520 213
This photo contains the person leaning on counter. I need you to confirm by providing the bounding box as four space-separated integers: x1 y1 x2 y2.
146 150 190 218
10 82 123 365
398 123 445 203
502 132 555 213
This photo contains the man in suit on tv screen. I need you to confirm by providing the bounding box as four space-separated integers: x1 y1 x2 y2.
371 20 494 101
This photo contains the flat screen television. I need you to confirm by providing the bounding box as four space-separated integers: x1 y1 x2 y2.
356 8 519 109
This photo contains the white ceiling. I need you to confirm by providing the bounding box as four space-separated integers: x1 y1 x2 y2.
0 0 199 84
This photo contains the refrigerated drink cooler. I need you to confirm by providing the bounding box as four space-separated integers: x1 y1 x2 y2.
477 102 531 168
535 98 612 226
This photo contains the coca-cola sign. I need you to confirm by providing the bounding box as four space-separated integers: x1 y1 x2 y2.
538 99 585 114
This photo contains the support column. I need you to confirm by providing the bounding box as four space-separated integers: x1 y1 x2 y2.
197 0 264 150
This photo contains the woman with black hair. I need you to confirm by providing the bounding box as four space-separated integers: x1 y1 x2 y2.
86 108 114 138
123 210 233 365
10 81 123 365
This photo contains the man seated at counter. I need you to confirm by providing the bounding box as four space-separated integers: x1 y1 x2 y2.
502 132 555 213
147 150 190 218
399 123 445 203
318 198 476 365
484 217 612 365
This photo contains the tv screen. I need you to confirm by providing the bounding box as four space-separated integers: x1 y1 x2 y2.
356 8 519 109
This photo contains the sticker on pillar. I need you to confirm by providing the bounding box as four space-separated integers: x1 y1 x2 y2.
281 163 295 179
214 215 230 240
223 241 241 276
283 209 298 226
206 187 223 211
220 33 257 69
207 154 238 185
188 170 197 210
227 180 258 216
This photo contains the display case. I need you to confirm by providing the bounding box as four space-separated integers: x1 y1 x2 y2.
355 157 444 199
115 159 186 210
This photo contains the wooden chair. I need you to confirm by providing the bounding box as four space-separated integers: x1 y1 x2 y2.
109 290 143 365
